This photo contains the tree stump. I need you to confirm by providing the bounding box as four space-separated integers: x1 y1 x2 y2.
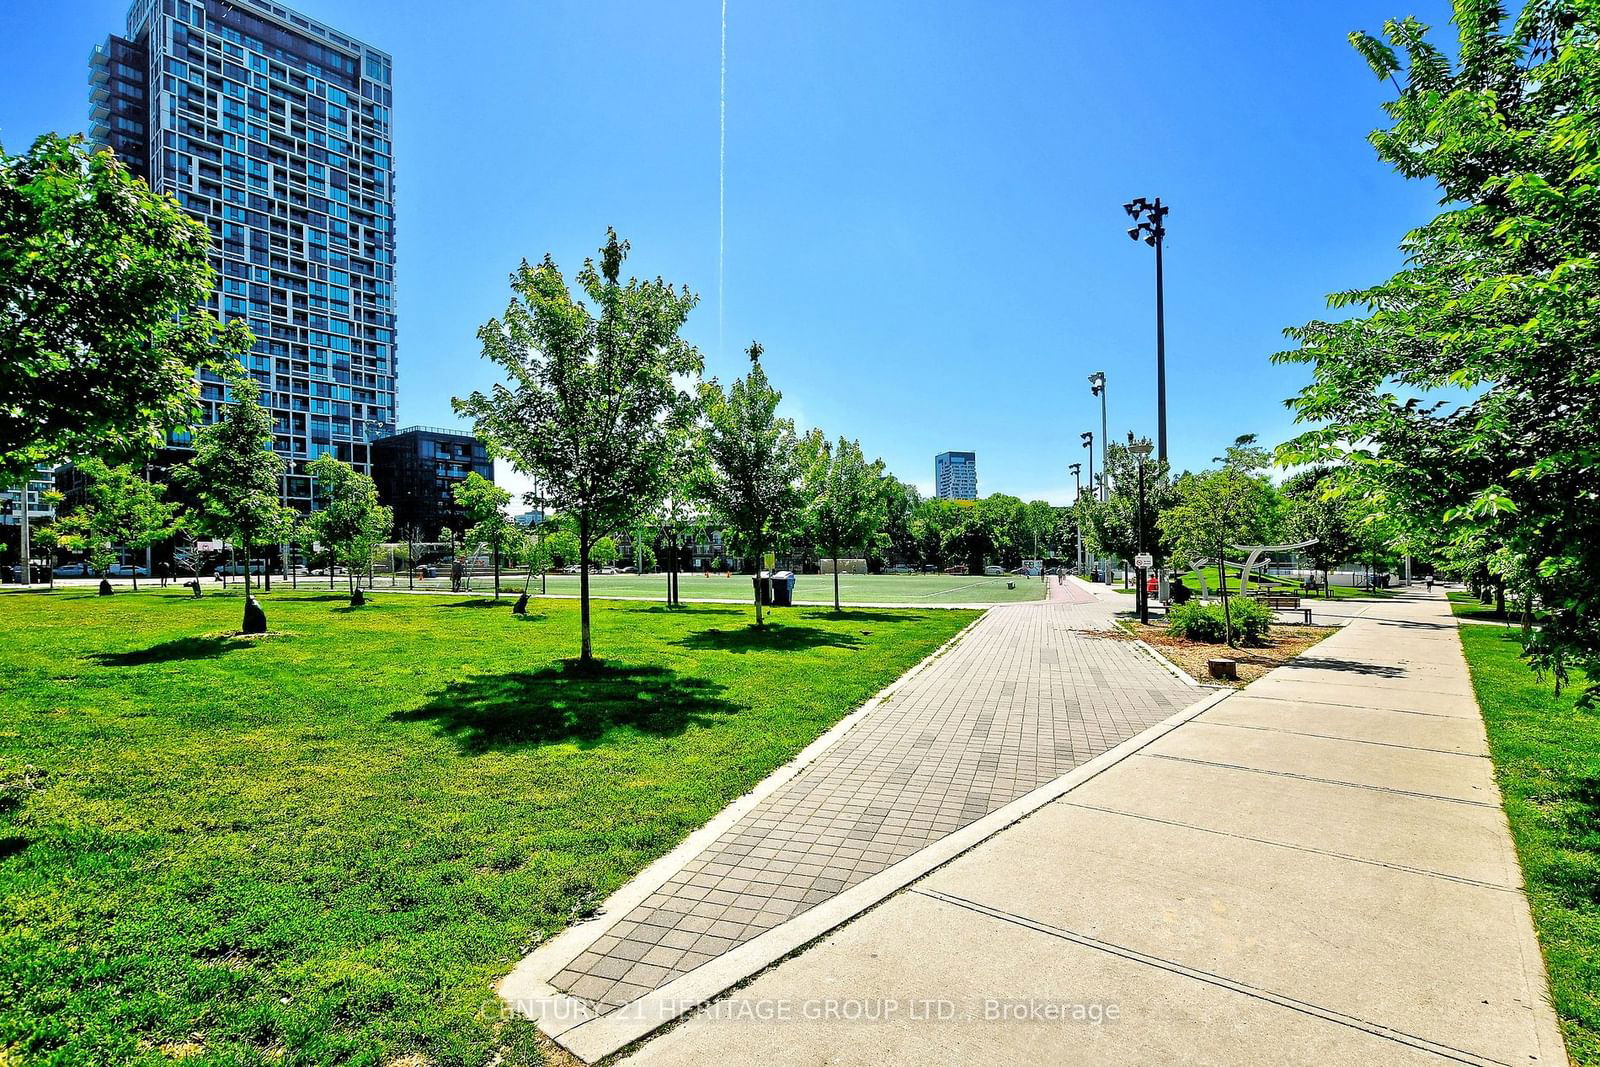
512 592 530 614
98 578 114 596
350 587 366 607
1207 657 1238 681
242 595 267 634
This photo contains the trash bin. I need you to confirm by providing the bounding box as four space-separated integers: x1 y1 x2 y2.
753 571 773 605
772 571 795 607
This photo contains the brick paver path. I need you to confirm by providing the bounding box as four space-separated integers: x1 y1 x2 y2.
550 598 1196 1011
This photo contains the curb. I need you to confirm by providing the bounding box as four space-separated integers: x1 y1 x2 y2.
507 677 1235 1063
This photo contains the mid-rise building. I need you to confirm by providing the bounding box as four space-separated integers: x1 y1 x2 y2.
90 0 397 509
370 426 492 541
934 451 977 500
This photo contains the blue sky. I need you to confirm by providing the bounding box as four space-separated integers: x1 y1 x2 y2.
3 1 1453 503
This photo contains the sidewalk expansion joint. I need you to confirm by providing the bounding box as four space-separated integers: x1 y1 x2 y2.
1136 752 1500 808
1193 719 1489 758
1058 801 1521 894
1226 692 1472 720
912 887 1519 1067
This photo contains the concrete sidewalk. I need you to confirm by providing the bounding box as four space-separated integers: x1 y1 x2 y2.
499 594 1206 1060
620 589 1564 1066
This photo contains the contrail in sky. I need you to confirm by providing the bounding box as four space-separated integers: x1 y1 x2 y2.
719 0 726 359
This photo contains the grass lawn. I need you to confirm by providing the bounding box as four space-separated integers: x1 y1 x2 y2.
1107 566 1390 601
0 588 974 1066
1448 589 1522 624
1460 625 1600 1063
431 571 1048 606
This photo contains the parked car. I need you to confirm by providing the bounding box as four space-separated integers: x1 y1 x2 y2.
560 565 582 574
217 560 269 576
945 564 969 575
104 563 150 578
883 564 916 575
983 565 1006 576
53 562 96 578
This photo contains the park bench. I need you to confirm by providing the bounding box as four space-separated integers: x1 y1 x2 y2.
1250 591 1312 625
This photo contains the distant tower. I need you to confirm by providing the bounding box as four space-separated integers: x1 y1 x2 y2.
90 0 397 509
934 451 977 500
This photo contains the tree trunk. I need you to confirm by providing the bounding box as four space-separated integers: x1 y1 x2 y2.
579 513 593 661
1218 540 1235 648
1495 580 1506 618
753 539 765 629
833 555 841 613
493 544 501 599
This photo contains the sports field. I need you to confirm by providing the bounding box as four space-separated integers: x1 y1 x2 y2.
458 570 1050 605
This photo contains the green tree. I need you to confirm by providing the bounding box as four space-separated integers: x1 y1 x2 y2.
1021 499 1056 560
1160 466 1280 646
451 472 514 599
910 497 963 570
1275 0 1600 699
1 134 251 483
1079 437 1177 577
800 433 887 611
695 343 803 629
546 527 581 570
650 442 708 607
176 364 292 625
454 230 703 662
513 524 552 594
878 477 922 569
305 455 392 607
589 535 620 568
53 459 181 592
1282 468 1358 597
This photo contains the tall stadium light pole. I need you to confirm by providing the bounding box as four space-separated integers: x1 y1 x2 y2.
1130 433 1154 624
1124 197 1169 463
1088 371 1109 499
1080 432 1094 510
1068 462 1083 572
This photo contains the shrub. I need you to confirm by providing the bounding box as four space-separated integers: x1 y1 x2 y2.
1227 596 1273 644
1165 597 1273 645
1166 601 1227 642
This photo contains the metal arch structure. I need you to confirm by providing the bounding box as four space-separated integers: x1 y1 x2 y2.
1192 556 1272 600
1228 539 1319 596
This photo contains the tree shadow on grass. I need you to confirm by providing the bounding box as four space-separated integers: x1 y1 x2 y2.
676 623 864 654
794 609 931 624
1539 772 1600 907
92 635 242 666
634 604 747 616
392 661 740 752
434 598 510 609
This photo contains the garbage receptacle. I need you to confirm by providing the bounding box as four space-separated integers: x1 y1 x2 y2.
772 571 795 607
753 571 773 605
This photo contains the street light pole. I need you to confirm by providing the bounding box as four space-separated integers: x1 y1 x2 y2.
1088 372 1109 500
1124 197 1170 464
1130 433 1154 625
1068 462 1083 574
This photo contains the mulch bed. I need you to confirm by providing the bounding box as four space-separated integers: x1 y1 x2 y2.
1120 621 1338 687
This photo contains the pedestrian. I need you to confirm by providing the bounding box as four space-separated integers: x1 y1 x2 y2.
451 557 464 593
156 560 170 587
1426 574 1434 592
